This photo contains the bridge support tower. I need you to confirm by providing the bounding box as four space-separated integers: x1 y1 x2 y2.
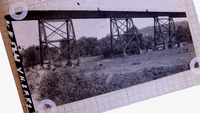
153 16 180 50
38 19 79 67
110 18 140 56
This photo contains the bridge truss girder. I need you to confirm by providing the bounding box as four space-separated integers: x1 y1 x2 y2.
110 18 140 56
153 17 180 50
38 19 79 67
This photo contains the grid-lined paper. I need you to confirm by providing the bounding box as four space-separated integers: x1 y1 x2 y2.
0 0 200 113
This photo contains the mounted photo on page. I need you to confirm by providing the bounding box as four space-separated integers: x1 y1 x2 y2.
1 0 200 113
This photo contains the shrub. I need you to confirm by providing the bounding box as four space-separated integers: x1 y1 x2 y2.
22 46 40 69
108 65 187 91
38 67 108 105
38 64 188 105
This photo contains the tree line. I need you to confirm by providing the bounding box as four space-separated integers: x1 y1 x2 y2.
21 21 192 68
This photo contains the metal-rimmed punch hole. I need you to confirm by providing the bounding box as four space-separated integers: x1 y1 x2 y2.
9 2 28 20
38 99 57 113
190 57 200 74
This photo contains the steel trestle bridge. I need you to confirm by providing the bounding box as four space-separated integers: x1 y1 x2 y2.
5 10 187 67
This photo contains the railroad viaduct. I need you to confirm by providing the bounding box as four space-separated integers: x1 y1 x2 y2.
5 10 187 66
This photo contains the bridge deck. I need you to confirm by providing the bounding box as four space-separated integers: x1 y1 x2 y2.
5 10 187 21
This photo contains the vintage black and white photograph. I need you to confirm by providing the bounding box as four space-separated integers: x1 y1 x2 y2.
7 0 197 112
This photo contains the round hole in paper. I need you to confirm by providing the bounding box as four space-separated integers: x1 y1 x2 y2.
190 57 200 74
9 2 28 20
38 99 57 113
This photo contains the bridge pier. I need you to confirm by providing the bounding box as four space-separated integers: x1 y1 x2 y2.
110 18 140 56
153 16 180 50
38 19 79 68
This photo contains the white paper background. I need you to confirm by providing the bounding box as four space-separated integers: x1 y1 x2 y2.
1 0 200 113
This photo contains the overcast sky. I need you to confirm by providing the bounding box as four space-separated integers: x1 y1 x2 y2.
12 0 188 49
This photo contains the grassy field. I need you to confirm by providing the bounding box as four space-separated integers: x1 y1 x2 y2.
26 42 196 108
70 43 195 75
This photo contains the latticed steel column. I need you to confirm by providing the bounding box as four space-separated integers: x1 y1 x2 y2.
154 17 165 50
38 20 43 67
168 17 180 47
38 18 79 67
38 19 53 66
66 19 71 66
65 19 80 66
153 17 180 50
110 17 140 56
110 18 123 54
